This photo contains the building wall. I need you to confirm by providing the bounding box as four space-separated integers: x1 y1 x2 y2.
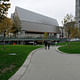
12 7 59 38
76 0 80 30
21 20 58 33
17 31 44 38
76 0 80 18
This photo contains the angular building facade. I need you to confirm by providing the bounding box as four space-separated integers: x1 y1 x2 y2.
12 7 59 38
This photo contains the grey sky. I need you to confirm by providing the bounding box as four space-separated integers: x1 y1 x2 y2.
8 0 75 26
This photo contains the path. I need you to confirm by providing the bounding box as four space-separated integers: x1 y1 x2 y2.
20 46 80 80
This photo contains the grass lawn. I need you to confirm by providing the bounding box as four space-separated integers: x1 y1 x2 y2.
0 45 41 80
58 42 80 54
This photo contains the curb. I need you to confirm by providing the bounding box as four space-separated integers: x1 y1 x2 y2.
56 46 66 54
9 48 42 80
56 46 74 54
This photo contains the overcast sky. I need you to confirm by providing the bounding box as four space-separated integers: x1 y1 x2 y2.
8 0 75 26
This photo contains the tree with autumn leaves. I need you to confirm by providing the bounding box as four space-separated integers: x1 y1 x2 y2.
0 0 21 37
0 0 12 37
0 17 12 34
44 32 48 39
0 0 12 48
0 0 10 21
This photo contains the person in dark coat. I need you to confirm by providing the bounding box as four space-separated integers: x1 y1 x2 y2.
44 40 48 49
47 40 51 49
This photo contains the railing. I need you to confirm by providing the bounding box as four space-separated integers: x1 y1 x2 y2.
0 37 61 41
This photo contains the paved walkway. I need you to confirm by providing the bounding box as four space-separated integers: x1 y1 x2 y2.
20 46 80 80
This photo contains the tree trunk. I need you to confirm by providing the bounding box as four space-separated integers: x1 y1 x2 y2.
67 33 70 48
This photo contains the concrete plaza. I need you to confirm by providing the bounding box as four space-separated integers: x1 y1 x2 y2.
20 46 80 80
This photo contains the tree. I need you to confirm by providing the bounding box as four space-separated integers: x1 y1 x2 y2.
64 22 76 39
0 0 11 36
44 32 48 39
0 17 12 33
0 17 12 49
0 0 11 49
62 14 75 39
0 0 10 21
62 14 76 47
70 26 79 38
62 14 74 24
78 31 80 38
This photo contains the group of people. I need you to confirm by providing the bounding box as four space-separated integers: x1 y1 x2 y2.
44 40 51 50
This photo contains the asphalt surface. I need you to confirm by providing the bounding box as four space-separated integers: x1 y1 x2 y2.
20 46 80 80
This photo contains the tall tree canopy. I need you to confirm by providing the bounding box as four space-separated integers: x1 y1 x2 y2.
0 0 10 21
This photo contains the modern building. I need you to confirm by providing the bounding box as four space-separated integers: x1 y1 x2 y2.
75 0 80 30
12 7 59 38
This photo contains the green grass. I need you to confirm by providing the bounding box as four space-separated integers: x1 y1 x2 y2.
0 45 41 80
57 42 67 46
58 42 80 54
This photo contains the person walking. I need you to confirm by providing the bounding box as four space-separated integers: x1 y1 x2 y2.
44 40 48 50
47 40 51 49
44 40 51 50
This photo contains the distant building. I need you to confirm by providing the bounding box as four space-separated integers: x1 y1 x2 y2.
59 26 64 38
75 0 80 30
12 7 59 38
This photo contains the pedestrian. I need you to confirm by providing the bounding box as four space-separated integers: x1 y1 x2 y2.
47 40 51 49
44 40 51 50
44 40 48 50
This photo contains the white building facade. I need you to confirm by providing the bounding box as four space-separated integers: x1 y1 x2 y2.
12 7 59 38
